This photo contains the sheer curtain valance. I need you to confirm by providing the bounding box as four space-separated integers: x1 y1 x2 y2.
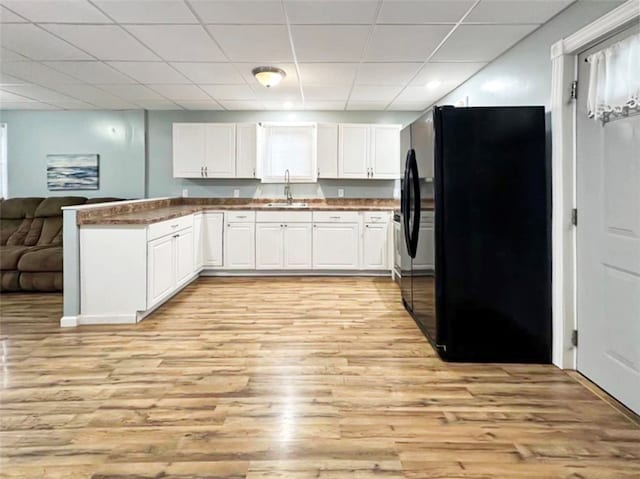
586 31 640 123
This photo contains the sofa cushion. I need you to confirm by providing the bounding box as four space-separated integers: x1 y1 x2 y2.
0 271 20 291
0 245 30 270
0 197 44 219
17 246 62 272
34 196 87 217
19 272 63 292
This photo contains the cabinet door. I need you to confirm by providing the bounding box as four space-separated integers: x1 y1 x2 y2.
317 123 338 179
284 223 312 269
224 222 255 269
338 124 369 179
173 123 205 178
256 223 284 269
175 229 194 288
413 224 435 271
147 235 175 307
370 125 400 179
363 222 388 269
193 214 204 271
312 223 359 269
203 213 223 267
204 123 236 178
236 123 257 179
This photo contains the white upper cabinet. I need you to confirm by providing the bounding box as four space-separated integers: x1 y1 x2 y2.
338 124 369 179
338 124 400 179
236 123 258 179
204 123 236 178
317 123 339 179
173 123 206 178
370 125 400 179
258 122 317 183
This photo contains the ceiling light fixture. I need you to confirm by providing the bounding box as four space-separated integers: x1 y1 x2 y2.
425 80 442 89
252 66 286 88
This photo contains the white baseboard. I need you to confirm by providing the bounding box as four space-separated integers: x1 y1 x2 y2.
199 269 393 277
60 315 78 327
78 313 137 325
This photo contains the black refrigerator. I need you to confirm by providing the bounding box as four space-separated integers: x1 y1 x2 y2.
401 106 552 363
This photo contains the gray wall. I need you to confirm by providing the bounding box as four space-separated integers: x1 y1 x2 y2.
435 0 623 109
146 110 417 199
0 110 145 198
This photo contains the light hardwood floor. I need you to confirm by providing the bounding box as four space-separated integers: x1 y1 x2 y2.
0 277 638 478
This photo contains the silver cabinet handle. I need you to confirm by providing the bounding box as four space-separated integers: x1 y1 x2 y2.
200 166 203 177
317 168 320 178
253 168 255 177
204 166 208 176
237 215 247 219
171 224 179 228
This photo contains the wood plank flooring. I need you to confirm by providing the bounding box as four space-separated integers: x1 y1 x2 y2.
0 277 638 478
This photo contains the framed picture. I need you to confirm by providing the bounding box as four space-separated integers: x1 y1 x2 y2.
47 154 99 191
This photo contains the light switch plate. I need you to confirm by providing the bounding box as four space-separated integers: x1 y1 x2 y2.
233 189 240 198
182 188 188 197
338 188 344 198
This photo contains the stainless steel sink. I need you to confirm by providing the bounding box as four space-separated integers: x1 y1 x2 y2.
265 202 309 208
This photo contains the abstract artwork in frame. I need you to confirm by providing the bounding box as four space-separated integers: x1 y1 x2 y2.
47 154 99 191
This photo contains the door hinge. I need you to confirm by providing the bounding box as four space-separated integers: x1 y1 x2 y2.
570 80 578 100
571 208 578 226
571 329 578 347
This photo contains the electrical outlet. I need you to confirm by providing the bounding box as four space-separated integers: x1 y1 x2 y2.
233 189 240 198
338 188 344 198
182 188 189 197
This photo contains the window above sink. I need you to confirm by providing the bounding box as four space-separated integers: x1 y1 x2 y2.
257 122 317 184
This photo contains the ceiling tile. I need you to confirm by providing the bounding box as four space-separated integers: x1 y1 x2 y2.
284 0 378 24
377 1 474 24
387 100 426 111
133 99 182 110
262 100 304 110
304 84 351 101
96 84 166 100
0 72 25 84
365 25 452 62
411 62 486 86
51 99 97 110
108 62 189 83
0 61 80 84
176 100 225 110
253 85 301 102
0 89 36 102
191 0 285 24
464 1 572 24
346 101 389 111
207 25 292 62
355 63 422 85
236 62 298 88
44 83 129 106
125 25 226 62
93 0 198 23
149 84 211 101
200 84 255 100
1 83 80 102
349 85 403 103
298 63 358 85
431 24 538 62
0 101 57 110
0 0 111 23
303 101 346 110
0 24 91 60
0 5 27 22
218 100 264 110
393 86 442 104
171 62 244 84
43 25 159 61
44 61 136 84
292 26 369 62
0 47 27 60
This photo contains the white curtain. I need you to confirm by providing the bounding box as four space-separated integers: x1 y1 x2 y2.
587 32 640 123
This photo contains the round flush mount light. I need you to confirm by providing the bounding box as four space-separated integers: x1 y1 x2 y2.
252 66 286 88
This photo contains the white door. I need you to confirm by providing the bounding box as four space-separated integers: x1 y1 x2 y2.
193 214 204 271
576 26 640 415
338 124 369 179
173 123 205 178
362 223 388 269
204 123 236 178
224 222 255 269
284 223 312 269
313 223 359 269
236 123 257 179
317 123 338 179
175 229 194 288
370 125 400 179
147 235 175 306
256 223 284 269
202 213 223 267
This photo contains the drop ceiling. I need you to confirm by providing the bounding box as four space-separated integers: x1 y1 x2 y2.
0 0 574 111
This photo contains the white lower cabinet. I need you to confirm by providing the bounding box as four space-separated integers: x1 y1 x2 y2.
362 222 388 269
312 223 359 269
224 221 255 269
203 213 223 267
284 224 312 269
193 213 204 271
175 229 194 287
147 226 193 308
256 223 284 269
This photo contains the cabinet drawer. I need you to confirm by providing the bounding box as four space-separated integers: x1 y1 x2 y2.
256 211 312 223
363 211 389 224
226 211 255 223
312 211 359 223
148 214 193 241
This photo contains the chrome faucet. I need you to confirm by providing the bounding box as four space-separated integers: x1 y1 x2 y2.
284 169 293 204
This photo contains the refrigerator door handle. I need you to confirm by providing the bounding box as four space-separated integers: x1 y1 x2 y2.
408 150 421 258
402 151 412 255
